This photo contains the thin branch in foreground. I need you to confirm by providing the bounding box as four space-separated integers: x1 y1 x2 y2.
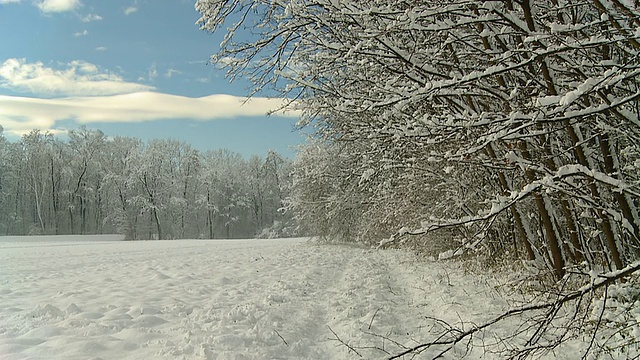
388 261 640 360
273 329 288 347
327 325 363 358
369 308 381 330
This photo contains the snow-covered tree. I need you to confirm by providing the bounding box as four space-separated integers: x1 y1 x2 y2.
197 0 640 278
198 2 640 358
0 126 11 235
66 126 107 235
102 136 144 240
199 149 250 238
0 129 295 240
19 130 56 234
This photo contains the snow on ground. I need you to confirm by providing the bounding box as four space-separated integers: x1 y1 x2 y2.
0 236 570 359
0 234 124 243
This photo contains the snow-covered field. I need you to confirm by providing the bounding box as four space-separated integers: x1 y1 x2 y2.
0 236 576 359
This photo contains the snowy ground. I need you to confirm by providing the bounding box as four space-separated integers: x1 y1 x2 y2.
0 236 578 359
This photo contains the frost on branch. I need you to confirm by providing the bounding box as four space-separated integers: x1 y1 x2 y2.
195 0 640 356
197 0 640 276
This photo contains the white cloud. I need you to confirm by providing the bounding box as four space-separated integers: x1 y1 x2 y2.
0 113 59 136
0 0 21 4
36 0 81 13
80 13 102 22
95 46 107 51
0 58 153 96
124 6 137 15
165 69 182 78
73 29 88 37
0 93 300 136
0 58 300 137
148 63 158 81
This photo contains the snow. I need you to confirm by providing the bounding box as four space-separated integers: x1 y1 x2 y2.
359 168 375 184
0 236 617 359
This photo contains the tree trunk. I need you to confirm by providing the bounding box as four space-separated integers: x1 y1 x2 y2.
599 133 640 241
520 142 565 278
485 145 535 260
33 182 45 233
207 189 214 239
153 208 162 240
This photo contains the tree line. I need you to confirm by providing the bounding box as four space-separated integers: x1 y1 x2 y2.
196 0 640 356
0 126 295 239
197 0 640 278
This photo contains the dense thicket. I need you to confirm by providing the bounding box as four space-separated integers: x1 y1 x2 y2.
196 2 640 355
0 126 295 239
197 0 640 278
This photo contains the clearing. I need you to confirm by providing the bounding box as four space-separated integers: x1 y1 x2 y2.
0 236 575 359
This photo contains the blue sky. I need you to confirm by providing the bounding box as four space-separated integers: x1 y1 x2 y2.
0 0 304 157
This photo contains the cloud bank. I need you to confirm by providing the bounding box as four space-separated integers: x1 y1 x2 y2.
0 59 300 136
0 58 153 96
36 0 81 13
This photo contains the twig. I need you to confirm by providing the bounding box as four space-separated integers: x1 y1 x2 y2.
388 261 640 360
327 325 363 358
582 285 608 359
369 308 381 330
362 330 407 351
274 329 288 347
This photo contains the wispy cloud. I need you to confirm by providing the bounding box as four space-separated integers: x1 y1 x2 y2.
148 63 158 81
95 46 107 51
0 58 153 96
0 59 299 136
0 93 299 136
36 0 81 13
73 29 88 37
0 0 21 4
80 13 102 22
124 6 137 15
165 69 182 78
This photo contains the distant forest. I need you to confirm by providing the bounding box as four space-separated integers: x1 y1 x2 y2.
0 126 296 240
